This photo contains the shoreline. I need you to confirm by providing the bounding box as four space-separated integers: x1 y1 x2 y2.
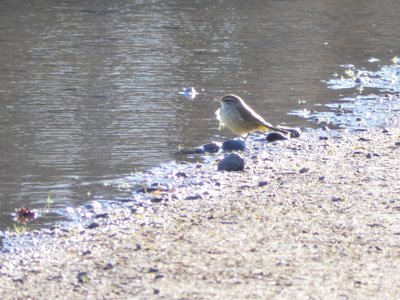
1 126 399 299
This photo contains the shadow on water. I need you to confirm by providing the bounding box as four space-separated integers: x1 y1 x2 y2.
1 0 400 231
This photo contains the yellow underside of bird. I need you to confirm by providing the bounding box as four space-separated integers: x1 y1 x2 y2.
216 107 286 136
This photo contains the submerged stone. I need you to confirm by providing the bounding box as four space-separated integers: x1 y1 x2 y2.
175 148 205 155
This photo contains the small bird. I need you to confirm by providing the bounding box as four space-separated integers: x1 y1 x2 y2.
215 94 289 137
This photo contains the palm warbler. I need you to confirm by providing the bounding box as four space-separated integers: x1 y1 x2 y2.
215 94 289 137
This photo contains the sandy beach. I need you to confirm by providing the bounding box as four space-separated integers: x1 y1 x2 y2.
0 125 399 299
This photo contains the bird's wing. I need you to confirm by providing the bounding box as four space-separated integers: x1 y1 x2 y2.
237 103 269 126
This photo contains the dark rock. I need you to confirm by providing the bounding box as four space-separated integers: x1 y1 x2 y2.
87 222 100 229
319 136 329 141
77 271 89 284
150 198 163 203
331 197 343 202
258 181 268 187
154 289 160 295
95 213 109 219
148 267 159 273
103 262 114 270
185 195 202 200
175 148 205 155
281 127 302 138
222 140 246 151
299 167 310 173
175 172 188 178
265 132 288 142
366 152 380 158
202 143 220 153
136 187 159 193
358 137 371 142
217 153 245 171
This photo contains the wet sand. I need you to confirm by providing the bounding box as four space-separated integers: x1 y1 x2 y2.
1 126 400 299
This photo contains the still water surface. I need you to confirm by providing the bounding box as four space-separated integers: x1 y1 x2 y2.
1 0 400 230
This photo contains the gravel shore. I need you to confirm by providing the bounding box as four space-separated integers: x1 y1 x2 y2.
1 126 400 299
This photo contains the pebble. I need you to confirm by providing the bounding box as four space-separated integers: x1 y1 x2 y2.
175 148 205 155
150 198 163 203
77 271 89 284
103 262 114 270
175 172 188 178
217 153 245 171
299 167 310 173
87 222 100 229
222 140 246 151
285 127 302 138
202 143 220 153
265 132 288 142
95 213 109 219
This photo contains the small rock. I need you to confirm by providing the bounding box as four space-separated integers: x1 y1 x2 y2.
358 137 371 142
299 167 310 173
265 132 288 142
150 198 163 203
222 140 246 151
319 136 329 141
175 172 188 178
217 153 245 171
175 148 205 155
87 222 100 229
395 141 400 147
153 289 160 295
258 181 268 187
148 267 159 273
202 143 220 153
136 187 159 193
282 127 302 138
95 213 109 219
366 153 372 159
367 152 380 158
331 197 343 202
77 272 89 284
103 262 114 270
185 195 202 200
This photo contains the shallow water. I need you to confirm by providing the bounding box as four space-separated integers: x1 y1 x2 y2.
1 0 400 231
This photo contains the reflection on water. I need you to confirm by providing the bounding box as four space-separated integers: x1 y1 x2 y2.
1 0 400 230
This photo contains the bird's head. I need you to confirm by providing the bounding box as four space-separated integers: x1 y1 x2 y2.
219 94 243 109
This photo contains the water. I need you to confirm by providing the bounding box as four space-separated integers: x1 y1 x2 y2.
1 0 400 231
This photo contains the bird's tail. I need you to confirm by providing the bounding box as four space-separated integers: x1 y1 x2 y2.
260 124 290 135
